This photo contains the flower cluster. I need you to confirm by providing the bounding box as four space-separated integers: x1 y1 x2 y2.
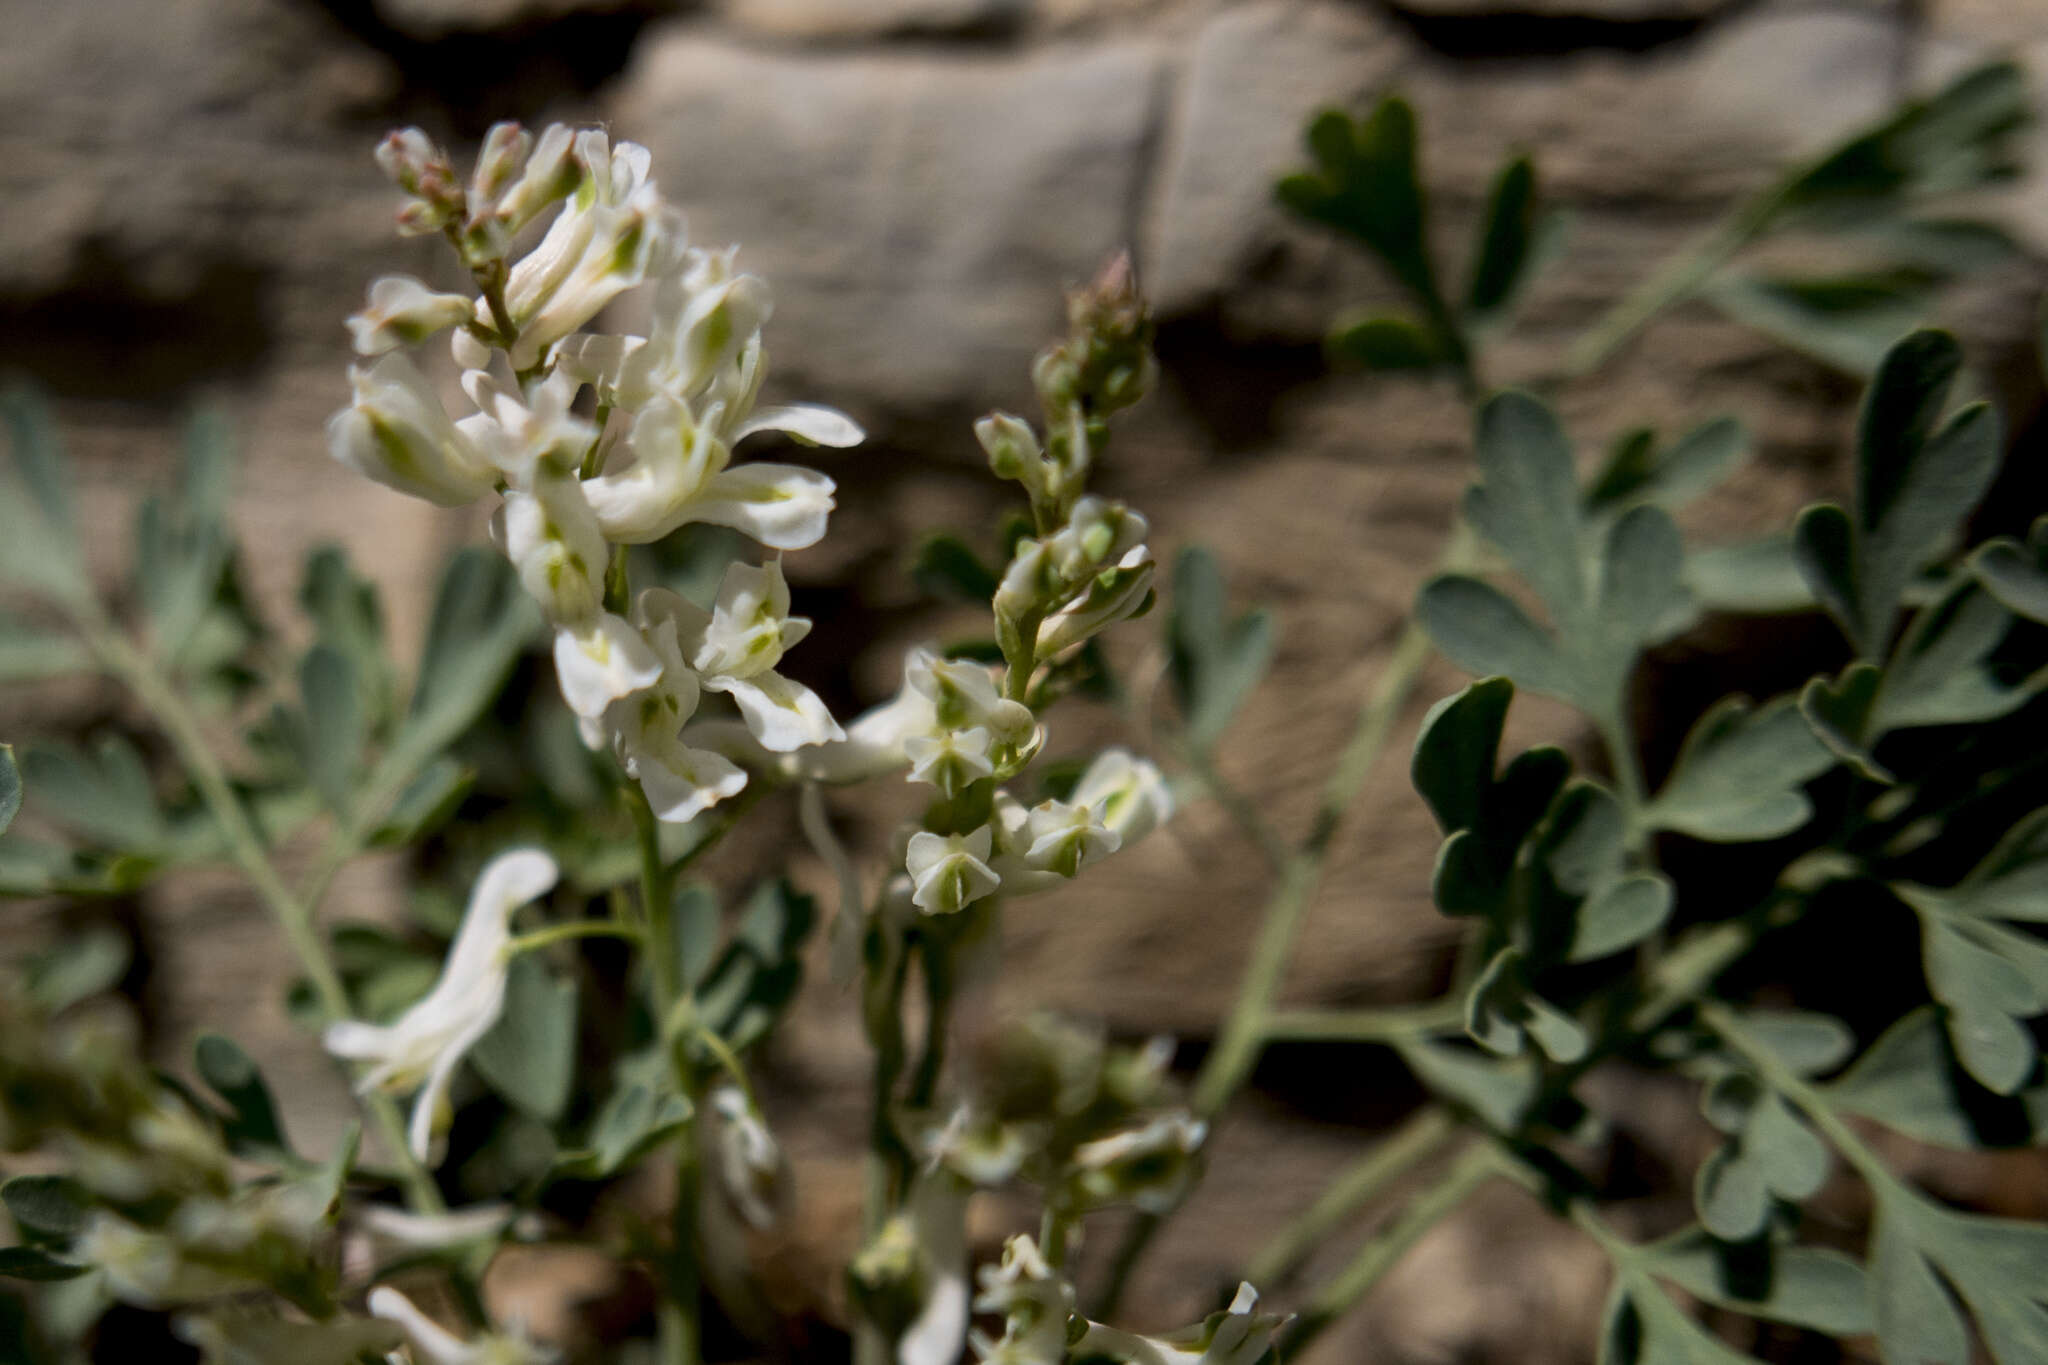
328 123 859 826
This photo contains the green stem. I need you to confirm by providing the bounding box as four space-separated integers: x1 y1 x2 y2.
1279 1139 1504 1358
84 624 444 1214
906 931 955 1110
1260 1000 1464 1043
1701 1001 1897 1189
1246 1105 1454 1288
508 920 645 956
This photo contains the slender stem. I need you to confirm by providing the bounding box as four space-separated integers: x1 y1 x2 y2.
508 920 644 956
1246 1105 1454 1288
1279 1139 1503 1358
660 1141 704 1365
1039 1197 1077 1270
906 931 954 1110
1183 744 1289 874
688 1022 757 1109
1260 1000 1464 1043
83 624 443 1214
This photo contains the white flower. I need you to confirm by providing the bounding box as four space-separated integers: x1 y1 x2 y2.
495 469 609 626
491 124 579 236
368 1287 555 1365
905 726 994 797
501 131 682 370
459 369 598 488
711 1086 783 1231
1072 1284 1287 1365
603 590 748 823
1017 796 1120 881
665 562 843 752
1070 1113 1207 1214
896 1172 970 1365
906 827 1000 915
907 649 1035 746
327 353 496 507
969 1235 1074 1365
1046 497 1148 579
560 247 772 411
553 610 664 724
1069 749 1173 847
323 849 559 1164
347 275 476 356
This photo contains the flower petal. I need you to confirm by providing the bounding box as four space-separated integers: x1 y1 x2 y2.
709 671 845 752
686 463 836 551
553 614 663 720
733 403 864 448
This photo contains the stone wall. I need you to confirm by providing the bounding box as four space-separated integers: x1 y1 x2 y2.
4 0 2046 1360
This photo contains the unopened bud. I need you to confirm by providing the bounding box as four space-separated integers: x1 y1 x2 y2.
975 412 1044 487
345 275 475 356
469 122 532 211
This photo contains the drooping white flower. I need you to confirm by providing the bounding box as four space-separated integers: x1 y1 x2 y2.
327 353 496 507
603 589 748 823
664 562 843 752
495 469 609 626
1072 1283 1287 1365
357 1202 516 1252
1069 749 1173 847
368 1287 555 1365
895 1171 970 1365
324 849 559 1164
711 1085 783 1231
347 275 476 356
906 827 1000 916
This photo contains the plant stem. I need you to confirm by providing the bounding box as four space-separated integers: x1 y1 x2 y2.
1701 1001 1897 1190
1278 1139 1503 1358
84 624 444 1214
1246 1104 1454 1288
508 920 645 956
1260 1000 1464 1043
1183 744 1290 874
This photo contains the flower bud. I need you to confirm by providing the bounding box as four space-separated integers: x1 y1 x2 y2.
1046 497 1147 580
1069 1112 1206 1214
468 122 531 213
1034 548 1154 656
975 412 1048 497
375 128 463 236
493 124 582 234
1068 749 1173 848
345 275 475 356
908 649 1035 745
906 726 995 798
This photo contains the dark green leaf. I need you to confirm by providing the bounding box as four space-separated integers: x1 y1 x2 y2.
1168 547 1277 750
1393 1036 1539 1133
1828 1008 2048 1149
1599 504 1690 650
0 743 17 837
1466 154 1539 322
1 1175 91 1240
1328 314 1445 370
1587 418 1748 517
196 1033 295 1159
554 1083 694 1180
1706 268 1935 377
1695 1144 1769 1241
672 882 722 993
1599 1272 1767 1365
1411 676 1513 834
1975 528 2048 624
0 619 89 683
1739 1010 1855 1078
1646 696 1835 841
1791 504 1859 646
0 387 88 605
1572 874 1673 962
23 736 170 852
1797 663 1891 782
1276 97 1439 305
912 534 999 604
1465 391 1586 621
24 927 130 1013
0 1247 89 1281
368 757 473 847
471 955 578 1121
1875 579 2031 730
1871 1185 2048 1365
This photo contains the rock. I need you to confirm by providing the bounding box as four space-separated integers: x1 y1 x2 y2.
1391 0 1729 15
717 0 1028 41
373 0 657 40
616 27 1166 418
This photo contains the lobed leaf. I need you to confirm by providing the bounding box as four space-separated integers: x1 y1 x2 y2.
1167 547 1277 751
1645 696 1835 841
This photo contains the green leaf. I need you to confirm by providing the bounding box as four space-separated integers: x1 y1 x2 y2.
1465 153 1540 323
672 881 723 993
1327 314 1445 370
299 645 365 814
1739 1010 1855 1078
1599 1271 1767 1365
1706 268 1935 377
1871 1184 2048 1365
0 743 18 837
1799 330 2002 657
1973 520 2048 623
1465 391 1586 622
1 1175 91 1241
1586 418 1748 517
23 927 130 1013
402 549 535 756
1276 97 1439 306
1168 547 1277 750
553 1083 694 1181
1828 1008 2048 1149
0 1246 89 1281
368 757 473 847
1393 1036 1539 1133
1598 504 1691 652
470 955 578 1121
911 534 999 605
0 618 89 683
1797 663 1891 782
22 735 170 853
195 1033 295 1160
1874 578 2032 730
1684 535 1817 615
299 545 389 722
1417 576 1570 699
0 387 89 605
1465 947 1585 1062
1645 696 1836 840
1411 676 1513 834
1641 1230 1870 1336
1571 874 1673 963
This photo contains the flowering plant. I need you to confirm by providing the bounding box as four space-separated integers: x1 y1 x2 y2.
0 56 2046 1365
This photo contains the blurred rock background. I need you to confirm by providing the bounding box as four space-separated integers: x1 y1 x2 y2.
3 0 2046 1360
